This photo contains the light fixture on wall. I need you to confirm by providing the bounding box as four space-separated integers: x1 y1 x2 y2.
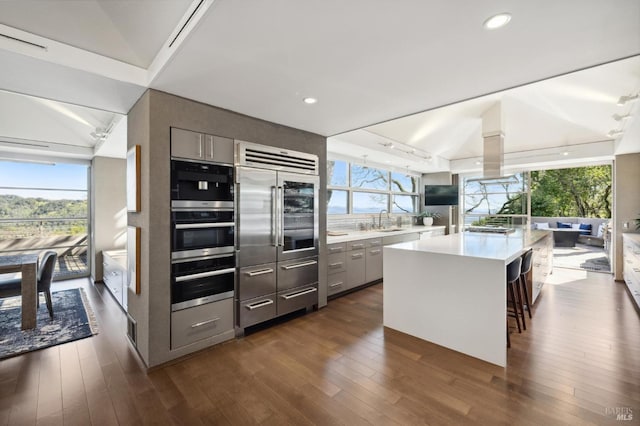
617 94 639 106
612 113 632 121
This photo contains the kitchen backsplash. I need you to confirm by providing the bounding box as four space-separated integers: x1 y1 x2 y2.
327 214 415 231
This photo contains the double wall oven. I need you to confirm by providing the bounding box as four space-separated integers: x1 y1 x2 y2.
171 160 235 311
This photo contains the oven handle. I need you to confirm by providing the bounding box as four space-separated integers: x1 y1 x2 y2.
280 287 317 300
281 260 318 270
244 299 274 310
245 268 274 277
175 222 235 229
172 252 234 264
175 267 236 282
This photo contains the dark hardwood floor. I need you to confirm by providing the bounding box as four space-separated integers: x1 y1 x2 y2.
1 268 639 425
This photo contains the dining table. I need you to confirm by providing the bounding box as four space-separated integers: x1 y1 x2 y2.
0 254 39 330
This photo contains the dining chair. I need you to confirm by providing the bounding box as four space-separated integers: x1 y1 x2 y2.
0 251 58 318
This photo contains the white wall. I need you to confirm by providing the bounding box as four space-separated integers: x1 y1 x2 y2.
90 156 127 281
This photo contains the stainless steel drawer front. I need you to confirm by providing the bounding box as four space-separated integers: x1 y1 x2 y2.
238 263 277 301
277 257 318 292
277 285 318 316
239 293 277 328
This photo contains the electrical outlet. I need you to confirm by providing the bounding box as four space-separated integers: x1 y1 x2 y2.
623 222 629 229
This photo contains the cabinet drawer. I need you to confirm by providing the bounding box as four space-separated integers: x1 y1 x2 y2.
365 247 383 283
327 252 346 273
238 293 277 328
277 257 318 292
347 241 366 251
327 243 346 254
277 285 318 316
346 249 366 288
238 263 276 301
328 271 346 296
171 298 233 349
367 238 382 248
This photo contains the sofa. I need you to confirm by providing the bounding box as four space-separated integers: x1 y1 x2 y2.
531 217 610 247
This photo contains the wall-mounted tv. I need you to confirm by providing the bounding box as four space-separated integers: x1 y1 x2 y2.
425 185 459 206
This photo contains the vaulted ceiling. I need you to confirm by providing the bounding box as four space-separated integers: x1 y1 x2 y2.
0 0 638 165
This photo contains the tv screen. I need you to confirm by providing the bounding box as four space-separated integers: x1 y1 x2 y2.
425 185 459 206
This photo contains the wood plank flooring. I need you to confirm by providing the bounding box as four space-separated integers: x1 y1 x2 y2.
1 268 639 425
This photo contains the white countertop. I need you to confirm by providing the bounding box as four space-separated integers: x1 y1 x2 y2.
327 226 446 244
384 229 551 263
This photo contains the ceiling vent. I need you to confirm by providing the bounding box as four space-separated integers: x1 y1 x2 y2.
0 32 47 51
168 0 206 48
237 141 318 175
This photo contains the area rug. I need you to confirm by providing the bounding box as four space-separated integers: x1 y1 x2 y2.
0 288 98 360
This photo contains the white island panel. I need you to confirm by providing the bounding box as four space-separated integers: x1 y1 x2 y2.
383 248 507 366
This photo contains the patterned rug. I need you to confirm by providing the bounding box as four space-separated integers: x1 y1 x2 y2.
0 288 98 360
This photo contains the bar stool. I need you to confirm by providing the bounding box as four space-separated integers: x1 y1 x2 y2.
506 256 522 347
520 249 534 320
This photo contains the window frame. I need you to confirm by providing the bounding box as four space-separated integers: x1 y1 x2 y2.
327 158 421 216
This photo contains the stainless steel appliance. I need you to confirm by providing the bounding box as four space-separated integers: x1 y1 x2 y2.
170 158 236 311
236 141 319 329
171 253 235 311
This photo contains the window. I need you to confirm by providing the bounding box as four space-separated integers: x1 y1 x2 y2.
0 161 90 279
327 160 419 215
462 173 528 228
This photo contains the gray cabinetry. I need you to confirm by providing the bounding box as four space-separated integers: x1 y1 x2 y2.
170 127 234 164
171 298 234 349
346 249 366 289
531 233 553 303
622 234 640 310
103 250 127 311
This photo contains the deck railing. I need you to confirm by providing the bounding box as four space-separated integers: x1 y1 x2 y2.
0 217 89 279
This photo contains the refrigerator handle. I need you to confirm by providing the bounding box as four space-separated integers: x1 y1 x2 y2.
278 186 284 247
271 186 278 246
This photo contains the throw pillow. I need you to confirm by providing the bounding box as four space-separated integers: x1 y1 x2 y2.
597 223 606 237
535 222 549 229
579 223 592 236
557 222 572 229
571 224 581 230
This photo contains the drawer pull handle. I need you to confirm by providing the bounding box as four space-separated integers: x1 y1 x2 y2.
329 282 344 288
246 268 274 277
282 260 317 270
351 244 364 249
329 262 343 268
351 254 363 259
329 247 344 252
176 267 235 282
369 249 381 254
191 317 220 328
245 299 274 310
281 287 317 300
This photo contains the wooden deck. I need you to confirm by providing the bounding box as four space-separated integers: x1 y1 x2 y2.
1 268 638 425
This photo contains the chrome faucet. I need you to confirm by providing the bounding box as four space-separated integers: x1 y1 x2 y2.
378 209 388 229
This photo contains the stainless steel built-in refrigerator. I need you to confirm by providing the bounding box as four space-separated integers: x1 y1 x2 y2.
236 141 319 330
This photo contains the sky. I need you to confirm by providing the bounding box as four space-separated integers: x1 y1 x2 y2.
0 160 88 199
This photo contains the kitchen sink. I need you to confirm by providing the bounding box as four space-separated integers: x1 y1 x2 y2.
378 228 403 232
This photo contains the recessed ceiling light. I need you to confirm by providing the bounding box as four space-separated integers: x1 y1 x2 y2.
612 113 631 121
617 94 638 106
483 13 512 30
474 160 482 165
561 151 569 156
303 97 317 104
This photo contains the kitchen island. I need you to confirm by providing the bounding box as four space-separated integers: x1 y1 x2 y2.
383 229 552 367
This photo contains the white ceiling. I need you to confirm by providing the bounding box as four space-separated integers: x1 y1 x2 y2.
0 0 638 166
